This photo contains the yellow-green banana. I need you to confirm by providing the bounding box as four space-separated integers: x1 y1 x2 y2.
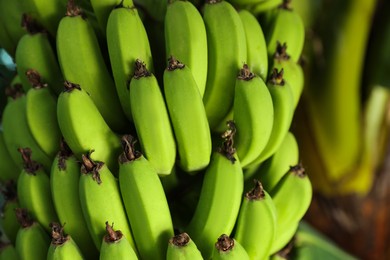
163 57 212 172
78 152 136 252
202 0 247 130
47 223 84 260
133 0 167 22
234 180 277 260
129 60 176 175
0 131 20 181
100 221 138 260
56 1 128 133
269 222 298 255
226 0 268 7
56 81 122 173
165 0 208 97
233 64 274 168
118 135 174 259
0 181 20 244
166 233 203 260
187 122 244 259
0 242 18 260
106 2 153 121
17 148 59 233
211 234 250 260
50 140 99 259
248 0 283 16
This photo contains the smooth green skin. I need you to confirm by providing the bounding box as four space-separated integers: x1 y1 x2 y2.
79 164 135 252
130 74 176 175
2 96 52 171
163 65 211 172
133 0 167 22
50 154 99 259
233 74 274 168
0 131 20 181
269 222 298 255
107 6 153 121
15 222 51 260
47 237 85 260
57 87 122 173
17 167 59 233
239 10 268 81
227 0 268 6
15 33 64 95
166 238 203 260
187 152 244 259
56 14 128 133
0 200 20 244
266 8 305 63
26 87 61 159
100 235 138 260
248 0 283 15
211 239 250 260
234 189 277 260
0 244 19 260
202 0 247 130
119 155 174 260
165 0 208 97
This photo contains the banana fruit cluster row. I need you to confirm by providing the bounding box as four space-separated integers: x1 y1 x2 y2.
0 0 312 259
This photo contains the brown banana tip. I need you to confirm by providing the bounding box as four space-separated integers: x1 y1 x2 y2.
246 179 266 200
237 64 255 81
133 59 152 79
215 234 234 252
167 56 185 71
170 233 190 247
104 221 123 243
50 222 69 245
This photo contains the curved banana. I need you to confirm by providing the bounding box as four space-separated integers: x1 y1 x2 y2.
227 0 268 7
56 1 128 133
78 152 136 252
248 0 283 16
56 81 122 173
129 60 176 175
133 0 167 22
233 64 274 168
50 140 99 259
166 233 203 260
47 223 84 260
0 181 20 244
186 122 244 259
238 9 268 81
106 2 153 121
17 148 59 233
202 0 247 130
269 222 298 255
100 221 138 260
234 180 277 260
118 135 174 259
163 57 212 172
165 0 208 97
0 242 18 260
0 130 20 181
211 234 250 260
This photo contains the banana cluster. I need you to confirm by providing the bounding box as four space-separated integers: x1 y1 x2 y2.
0 0 312 259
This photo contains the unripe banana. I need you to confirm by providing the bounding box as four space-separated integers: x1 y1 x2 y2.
129 60 176 175
133 0 167 22
57 81 122 173
202 0 247 130
78 152 136 252
238 9 268 81
118 135 174 259
166 233 203 260
211 234 250 260
0 181 20 244
269 222 298 255
234 180 277 260
165 0 208 96
17 148 59 233
226 0 268 7
0 130 20 181
163 57 212 172
233 64 274 168
50 140 99 259
14 208 51 260
56 1 128 132
106 2 153 121
249 0 283 16
47 222 84 260
187 122 244 259
100 221 138 260
0 242 18 260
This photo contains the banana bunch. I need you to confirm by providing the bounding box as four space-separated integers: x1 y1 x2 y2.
0 0 317 259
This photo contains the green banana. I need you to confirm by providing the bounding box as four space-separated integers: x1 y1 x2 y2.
211 234 250 260
106 2 153 121
133 0 167 22
238 9 268 81
56 81 122 173
0 181 20 244
78 152 136 252
129 60 176 175
17 148 59 233
0 242 18 260
187 122 244 259
202 0 247 130
47 223 84 260
56 1 128 133
166 233 203 260
0 130 20 182
270 222 298 256
233 64 274 168
227 0 268 7
234 180 277 260
164 0 208 97
248 0 283 15
100 221 138 260
50 140 99 259
118 135 174 259
14 208 51 260
163 57 212 172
